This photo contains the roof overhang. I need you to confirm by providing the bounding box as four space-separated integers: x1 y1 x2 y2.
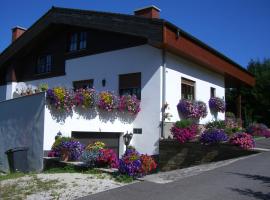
162 23 255 87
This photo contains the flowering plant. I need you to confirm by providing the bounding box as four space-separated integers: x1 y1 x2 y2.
98 91 118 112
48 137 85 161
118 95 141 115
229 133 255 149
177 99 207 119
209 97 225 113
247 123 270 138
86 141 106 151
46 87 73 112
98 149 119 168
200 129 228 145
139 154 157 175
73 88 96 109
118 146 142 177
60 140 85 161
170 120 198 143
81 150 101 167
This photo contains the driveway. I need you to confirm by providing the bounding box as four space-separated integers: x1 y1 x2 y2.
79 144 270 200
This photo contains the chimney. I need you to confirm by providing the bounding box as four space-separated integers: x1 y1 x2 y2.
12 26 26 42
134 5 161 19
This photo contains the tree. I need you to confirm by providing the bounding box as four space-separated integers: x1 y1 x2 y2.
226 59 270 127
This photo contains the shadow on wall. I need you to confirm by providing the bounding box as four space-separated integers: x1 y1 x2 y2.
47 103 137 124
0 93 45 172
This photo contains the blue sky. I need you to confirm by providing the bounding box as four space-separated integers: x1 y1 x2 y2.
0 0 270 68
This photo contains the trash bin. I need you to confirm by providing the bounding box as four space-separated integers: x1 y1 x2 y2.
5 147 29 173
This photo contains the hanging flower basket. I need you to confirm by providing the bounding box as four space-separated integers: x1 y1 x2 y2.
209 97 225 113
118 95 141 115
177 99 208 120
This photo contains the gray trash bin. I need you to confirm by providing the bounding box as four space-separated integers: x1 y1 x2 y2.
5 147 29 173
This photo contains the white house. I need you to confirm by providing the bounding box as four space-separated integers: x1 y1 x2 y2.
0 6 255 157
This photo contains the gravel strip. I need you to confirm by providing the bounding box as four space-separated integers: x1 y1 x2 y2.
0 173 128 200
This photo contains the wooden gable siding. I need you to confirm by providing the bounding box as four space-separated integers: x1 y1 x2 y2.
3 25 147 83
163 25 255 87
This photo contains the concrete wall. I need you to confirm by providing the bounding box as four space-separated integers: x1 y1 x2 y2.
0 85 7 101
0 93 45 172
13 45 163 155
165 53 225 124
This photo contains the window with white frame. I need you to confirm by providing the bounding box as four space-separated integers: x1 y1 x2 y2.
181 77 195 100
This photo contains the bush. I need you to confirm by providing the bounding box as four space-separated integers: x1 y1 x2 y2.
205 120 226 129
225 112 235 119
170 120 198 143
200 129 228 145
140 154 157 175
229 133 255 149
81 150 101 167
81 141 119 168
247 123 270 138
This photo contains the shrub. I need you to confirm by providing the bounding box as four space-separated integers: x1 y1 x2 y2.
139 154 157 175
98 91 118 112
205 120 226 129
177 99 208 120
247 123 270 138
73 88 96 109
209 97 225 113
81 150 101 167
46 87 73 112
200 129 228 145
118 95 141 115
225 112 235 119
170 120 198 143
229 133 255 149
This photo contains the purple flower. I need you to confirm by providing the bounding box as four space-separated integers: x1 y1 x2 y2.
200 129 228 145
177 99 208 119
209 97 225 113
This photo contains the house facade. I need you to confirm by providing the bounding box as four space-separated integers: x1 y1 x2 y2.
0 6 255 156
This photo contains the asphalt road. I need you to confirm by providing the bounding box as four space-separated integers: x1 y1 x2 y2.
79 150 270 200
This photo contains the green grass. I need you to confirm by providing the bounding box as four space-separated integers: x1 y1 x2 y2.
0 172 26 181
113 174 134 183
44 165 101 175
0 174 63 200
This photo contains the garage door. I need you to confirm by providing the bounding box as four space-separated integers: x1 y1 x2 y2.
71 131 121 156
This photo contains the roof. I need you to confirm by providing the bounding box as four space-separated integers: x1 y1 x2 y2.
0 6 255 86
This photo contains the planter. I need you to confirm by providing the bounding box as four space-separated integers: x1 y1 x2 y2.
60 148 69 162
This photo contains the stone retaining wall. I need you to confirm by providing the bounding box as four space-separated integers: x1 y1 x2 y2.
159 139 258 171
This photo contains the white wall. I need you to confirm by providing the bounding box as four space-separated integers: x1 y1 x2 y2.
165 53 225 124
13 45 163 155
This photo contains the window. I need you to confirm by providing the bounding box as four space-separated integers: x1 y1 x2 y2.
119 73 141 99
69 33 78 51
68 31 87 52
210 87 216 97
36 55 52 74
181 77 195 100
73 79 94 90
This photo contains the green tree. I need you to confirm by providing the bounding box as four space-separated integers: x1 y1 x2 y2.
226 59 270 127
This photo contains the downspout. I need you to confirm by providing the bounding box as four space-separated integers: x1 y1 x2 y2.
161 49 166 138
